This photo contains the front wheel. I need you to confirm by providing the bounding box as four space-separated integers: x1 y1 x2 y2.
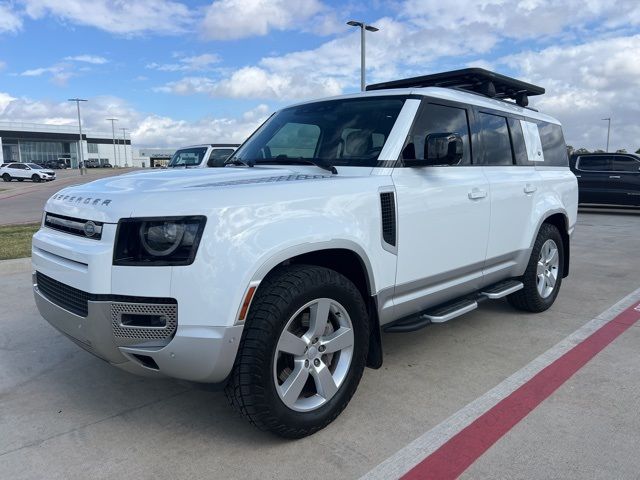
31 174 41 183
225 265 369 438
1 173 10 182
508 223 564 312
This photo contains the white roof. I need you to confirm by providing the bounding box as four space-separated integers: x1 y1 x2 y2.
287 86 560 125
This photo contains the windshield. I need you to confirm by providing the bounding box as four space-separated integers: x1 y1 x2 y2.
27 163 44 169
233 97 407 167
167 147 208 167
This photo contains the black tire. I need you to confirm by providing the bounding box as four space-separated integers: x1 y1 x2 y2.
225 264 369 438
1 173 10 182
508 223 564 312
31 174 41 183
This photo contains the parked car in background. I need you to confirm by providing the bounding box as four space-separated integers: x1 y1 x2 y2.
102 162 113 168
43 159 68 169
570 153 640 206
167 144 239 168
1 162 56 182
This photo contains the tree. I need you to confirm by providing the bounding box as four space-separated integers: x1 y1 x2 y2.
593 149 605 153
575 147 590 154
616 148 627 154
636 148 640 154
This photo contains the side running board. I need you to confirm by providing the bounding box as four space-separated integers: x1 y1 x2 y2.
480 279 523 299
384 279 524 333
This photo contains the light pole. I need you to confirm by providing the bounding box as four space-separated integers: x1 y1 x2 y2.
602 117 611 152
347 20 379 91
68 98 87 170
120 128 129 167
107 118 118 167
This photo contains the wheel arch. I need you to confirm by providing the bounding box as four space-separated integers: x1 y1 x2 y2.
250 242 384 369
538 210 571 278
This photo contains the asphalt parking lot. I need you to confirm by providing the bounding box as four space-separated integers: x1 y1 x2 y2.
0 208 639 480
0 168 138 226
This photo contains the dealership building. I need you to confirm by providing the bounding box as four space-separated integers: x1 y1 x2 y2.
0 122 134 168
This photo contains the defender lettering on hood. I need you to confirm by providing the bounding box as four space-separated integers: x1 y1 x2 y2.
51 194 112 206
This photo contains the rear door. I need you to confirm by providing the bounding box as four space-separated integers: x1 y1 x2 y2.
475 110 541 284
575 155 614 204
391 99 490 317
8 163 28 179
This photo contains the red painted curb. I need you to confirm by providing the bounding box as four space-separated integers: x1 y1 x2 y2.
402 302 640 480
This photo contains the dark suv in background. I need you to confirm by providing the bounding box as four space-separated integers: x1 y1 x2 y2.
570 153 640 206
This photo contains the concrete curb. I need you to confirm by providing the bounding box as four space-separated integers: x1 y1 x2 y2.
0 257 31 274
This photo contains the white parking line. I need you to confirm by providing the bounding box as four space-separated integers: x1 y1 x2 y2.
361 286 640 480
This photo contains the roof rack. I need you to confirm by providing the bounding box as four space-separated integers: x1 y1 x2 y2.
366 68 544 107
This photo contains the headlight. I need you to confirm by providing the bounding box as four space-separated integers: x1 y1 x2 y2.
113 216 206 266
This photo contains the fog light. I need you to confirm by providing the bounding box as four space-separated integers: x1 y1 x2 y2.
121 313 167 328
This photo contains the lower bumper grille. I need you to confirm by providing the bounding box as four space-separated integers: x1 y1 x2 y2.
35 271 177 344
36 271 89 316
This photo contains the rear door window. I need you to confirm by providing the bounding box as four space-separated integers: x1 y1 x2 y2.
478 112 514 166
578 156 612 171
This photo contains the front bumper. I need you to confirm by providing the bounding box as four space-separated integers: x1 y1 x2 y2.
33 280 243 383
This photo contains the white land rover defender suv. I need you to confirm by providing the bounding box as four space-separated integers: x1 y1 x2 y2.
33 69 577 438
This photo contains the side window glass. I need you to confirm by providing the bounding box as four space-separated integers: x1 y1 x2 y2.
402 102 471 165
578 156 612 171
612 157 640 173
266 123 320 159
207 148 235 167
536 121 568 166
507 118 528 165
519 120 544 163
479 113 513 166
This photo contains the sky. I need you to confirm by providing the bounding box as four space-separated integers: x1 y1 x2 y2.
0 0 639 151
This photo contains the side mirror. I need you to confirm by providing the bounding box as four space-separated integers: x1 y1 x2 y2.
424 133 463 166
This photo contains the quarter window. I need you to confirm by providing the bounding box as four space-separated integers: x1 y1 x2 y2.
478 112 514 166
402 102 471 165
536 121 568 166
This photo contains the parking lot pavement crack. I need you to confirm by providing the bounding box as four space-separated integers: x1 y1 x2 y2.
0 387 194 458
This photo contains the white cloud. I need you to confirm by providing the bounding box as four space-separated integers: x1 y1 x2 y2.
64 54 108 64
201 0 326 40
0 3 22 33
146 53 220 72
0 60 6 70
0 91 268 147
22 0 193 35
20 64 73 86
501 35 640 152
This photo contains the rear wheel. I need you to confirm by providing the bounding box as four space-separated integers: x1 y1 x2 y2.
225 265 369 438
31 174 41 183
1 173 10 182
508 223 563 312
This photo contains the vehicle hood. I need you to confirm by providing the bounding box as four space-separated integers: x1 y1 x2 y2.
44 166 335 222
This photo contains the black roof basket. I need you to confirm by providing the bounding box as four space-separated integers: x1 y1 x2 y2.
366 68 544 107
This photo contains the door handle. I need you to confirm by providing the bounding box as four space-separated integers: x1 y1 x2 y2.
468 188 487 200
609 175 621 179
524 184 537 194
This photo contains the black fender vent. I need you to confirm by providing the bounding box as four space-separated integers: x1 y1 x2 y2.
380 192 396 247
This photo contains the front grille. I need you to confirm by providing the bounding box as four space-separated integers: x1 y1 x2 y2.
111 302 178 341
36 271 90 316
36 272 176 321
44 212 103 240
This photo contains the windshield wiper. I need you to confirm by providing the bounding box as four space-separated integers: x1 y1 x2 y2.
258 158 338 175
224 156 253 168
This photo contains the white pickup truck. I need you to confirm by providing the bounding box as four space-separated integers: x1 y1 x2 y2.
166 144 239 168
32 69 577 438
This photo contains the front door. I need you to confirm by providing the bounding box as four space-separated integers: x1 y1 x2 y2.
392 100 490 319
